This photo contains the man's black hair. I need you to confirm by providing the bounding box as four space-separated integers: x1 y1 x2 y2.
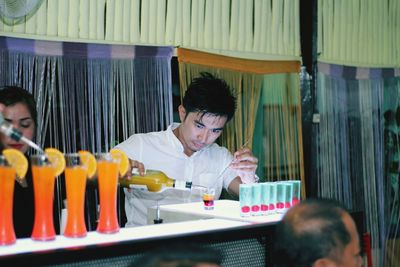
131 243 222 267
182 72 236 122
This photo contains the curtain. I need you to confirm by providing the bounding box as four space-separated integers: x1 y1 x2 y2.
318 0 400 67
382 74 400 267
316 62 400 267
178 48 301 151
0 37 173 152
259 73 304 191
0 36 173 230
317 1 400 266
177 48 305 198
0 0 301 60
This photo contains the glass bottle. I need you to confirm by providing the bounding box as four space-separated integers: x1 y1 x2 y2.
119 170 192 192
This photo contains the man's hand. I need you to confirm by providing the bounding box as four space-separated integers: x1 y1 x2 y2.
128 159 146 176
121 159 146 193
230 147 258 184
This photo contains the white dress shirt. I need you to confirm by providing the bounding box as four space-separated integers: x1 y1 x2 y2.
115 123 237 226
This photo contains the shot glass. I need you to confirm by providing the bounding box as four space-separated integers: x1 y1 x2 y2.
202 188 215 210
276 181 292 214
287 180 301 205
239 184 252 217
260 183 270 215
63 154 88 238
269 182 277 214
0 156 17 245
251 183 262 216
31 154 57 241
95 153 120 234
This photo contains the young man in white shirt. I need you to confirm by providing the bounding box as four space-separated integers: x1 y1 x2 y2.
116 72 258 226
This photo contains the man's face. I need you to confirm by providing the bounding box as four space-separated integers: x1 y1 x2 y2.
313 213 363 267
320 213 363 267
335 213 363 267
177 106 227 156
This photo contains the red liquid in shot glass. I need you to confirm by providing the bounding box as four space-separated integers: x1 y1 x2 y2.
203 194 215 210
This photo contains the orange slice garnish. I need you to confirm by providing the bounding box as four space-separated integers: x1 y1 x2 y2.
3 148 28 179
78 150 97 179
45 148 66 176
110 148 129 176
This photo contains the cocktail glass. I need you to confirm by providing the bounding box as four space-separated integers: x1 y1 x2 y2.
95 153 120 234
63 154 87 237
31 154 57 241
202 188 215 210
0 156 17 245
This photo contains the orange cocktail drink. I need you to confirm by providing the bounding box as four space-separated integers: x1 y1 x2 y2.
0 156 17 245
31 155 57 241
96 153 120 233
64 154 87 237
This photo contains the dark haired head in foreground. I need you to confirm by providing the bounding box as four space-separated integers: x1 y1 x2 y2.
271 198 363 267
131 244 222 267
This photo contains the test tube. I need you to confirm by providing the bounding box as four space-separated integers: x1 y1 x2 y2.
260 183 269 215
269 182 277 214
239 184 252 217
287 180 301 205
251 183 262 216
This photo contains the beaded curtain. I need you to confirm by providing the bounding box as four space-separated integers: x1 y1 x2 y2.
0 36 173 230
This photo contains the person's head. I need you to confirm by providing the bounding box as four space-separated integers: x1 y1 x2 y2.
177 72 236 155
0 86 37 153
272 198 362 267
132 243 222 267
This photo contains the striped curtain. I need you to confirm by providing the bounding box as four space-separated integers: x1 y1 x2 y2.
178 49 263 153
260 73 304 191
317 1 400 266
0 0 301 60
316 62 400 267
0 37 174 153
318 0 400 67
384 75 400 267
178 48 305 198
0 36 173 230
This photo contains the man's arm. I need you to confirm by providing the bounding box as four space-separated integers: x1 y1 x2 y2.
227 176 242 196
226 147 259 196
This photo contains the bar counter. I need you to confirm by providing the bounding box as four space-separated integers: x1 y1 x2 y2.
0 201 281 267
148 199 284 224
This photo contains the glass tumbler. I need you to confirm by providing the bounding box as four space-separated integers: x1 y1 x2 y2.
64 153 88 237
0 156 17 245
95 153 120 234
31 154 57 241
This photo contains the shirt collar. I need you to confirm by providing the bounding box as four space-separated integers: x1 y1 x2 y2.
166 123 206 157
167 123 184 153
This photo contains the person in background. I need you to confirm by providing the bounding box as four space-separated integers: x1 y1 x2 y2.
271 198 363 267
116 72 259 226
0 86 37 238
131 243 222 267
